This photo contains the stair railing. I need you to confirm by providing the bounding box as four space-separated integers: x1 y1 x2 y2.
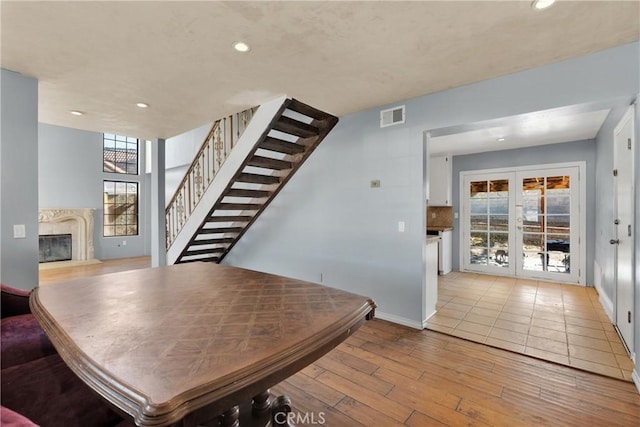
165 106 258 249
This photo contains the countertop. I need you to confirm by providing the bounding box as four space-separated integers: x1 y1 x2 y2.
426 236 441 244
426 226 453 232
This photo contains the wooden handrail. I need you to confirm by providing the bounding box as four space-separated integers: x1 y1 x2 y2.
165 122 220 213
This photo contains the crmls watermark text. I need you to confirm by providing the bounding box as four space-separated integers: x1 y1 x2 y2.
274 411 326 425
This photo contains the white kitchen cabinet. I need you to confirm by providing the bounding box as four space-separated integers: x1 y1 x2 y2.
428 155 452 206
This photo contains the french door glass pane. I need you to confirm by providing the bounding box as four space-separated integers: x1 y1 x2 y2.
489 215 508 231
471 215 487 230
470 248 488 265
523 233 544 252
470 231 487 247
523 251 545 271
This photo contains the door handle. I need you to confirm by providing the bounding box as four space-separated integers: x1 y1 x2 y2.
610 239 620 245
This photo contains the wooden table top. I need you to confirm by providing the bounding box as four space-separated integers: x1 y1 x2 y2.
31 262 375 426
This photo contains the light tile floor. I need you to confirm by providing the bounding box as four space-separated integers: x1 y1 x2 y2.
426 271 635 381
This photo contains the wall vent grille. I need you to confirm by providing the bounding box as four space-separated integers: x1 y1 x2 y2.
380 105 405 128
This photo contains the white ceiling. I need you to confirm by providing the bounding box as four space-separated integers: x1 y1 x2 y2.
429 108 611 156
1 1 638 141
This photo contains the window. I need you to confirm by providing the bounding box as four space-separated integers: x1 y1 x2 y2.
103 134 138 175
103 181 138 236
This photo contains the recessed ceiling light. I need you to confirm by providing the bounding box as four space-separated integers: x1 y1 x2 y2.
70 110 84 116
531 0 556 10
232 41 250 53
136 102 149 108
497 137 506 142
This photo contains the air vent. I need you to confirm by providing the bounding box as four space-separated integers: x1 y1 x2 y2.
380 105 405 128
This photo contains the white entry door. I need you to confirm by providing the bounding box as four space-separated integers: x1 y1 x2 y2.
462 165 582 284
515 167 580 283
613 106 635 353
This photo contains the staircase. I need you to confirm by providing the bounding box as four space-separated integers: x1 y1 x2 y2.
166 96 338 264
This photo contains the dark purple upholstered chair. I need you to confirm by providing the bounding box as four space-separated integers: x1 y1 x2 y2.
1 284 128 427
1 405 39 426
1 284 57 369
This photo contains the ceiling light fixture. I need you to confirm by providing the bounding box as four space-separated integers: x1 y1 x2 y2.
497 137 506 142
232 41 250 53
531 0 556 10
70 110 84 116
136 102 149 108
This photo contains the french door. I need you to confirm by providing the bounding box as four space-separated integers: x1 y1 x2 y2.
463 165 581 283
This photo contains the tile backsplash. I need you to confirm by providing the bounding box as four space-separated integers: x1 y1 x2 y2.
427 205 453 228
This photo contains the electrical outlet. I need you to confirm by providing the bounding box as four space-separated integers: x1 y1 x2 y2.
431 212 436 219
122 240 127 246
370 179 381 188
13 224 26 239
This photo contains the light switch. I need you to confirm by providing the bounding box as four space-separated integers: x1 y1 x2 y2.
398 221 405 232
13 224 26 239
454 212 459 219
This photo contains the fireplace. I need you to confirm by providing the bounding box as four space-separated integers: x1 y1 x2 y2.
38 208 98 268
39 234 72 263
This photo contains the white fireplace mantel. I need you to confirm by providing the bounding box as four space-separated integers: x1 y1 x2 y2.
39 208 98 267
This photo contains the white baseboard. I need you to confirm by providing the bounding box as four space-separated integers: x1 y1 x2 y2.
633 369 640 394
598 288 615 324
593 260 615 322
375 311 424 330
422 309 437 329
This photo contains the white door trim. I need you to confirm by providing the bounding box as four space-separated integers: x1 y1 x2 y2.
459 161 586 285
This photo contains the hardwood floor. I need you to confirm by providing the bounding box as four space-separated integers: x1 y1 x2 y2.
274 320 640 426
39 256 151 285
38 258 640 426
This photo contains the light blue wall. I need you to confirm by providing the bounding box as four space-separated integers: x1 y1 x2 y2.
39 123 150 259
451 139 597 283
0 69 39 289
224 42 639 326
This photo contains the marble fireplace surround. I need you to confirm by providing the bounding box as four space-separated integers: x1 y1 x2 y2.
39 208 99 268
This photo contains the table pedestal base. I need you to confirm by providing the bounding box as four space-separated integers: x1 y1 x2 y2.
205 392 295 427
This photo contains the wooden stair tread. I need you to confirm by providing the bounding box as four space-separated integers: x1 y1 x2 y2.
189 237 235 246
217 203 263 210
247 156 292 170
186 245 226 251
272 116 319 138
260 137 305 154
177 258 218 264
237 173 280 184
225 188 271 198
184 248 225 256
286 99 334 121
198 227 243 234
206 215 253 222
